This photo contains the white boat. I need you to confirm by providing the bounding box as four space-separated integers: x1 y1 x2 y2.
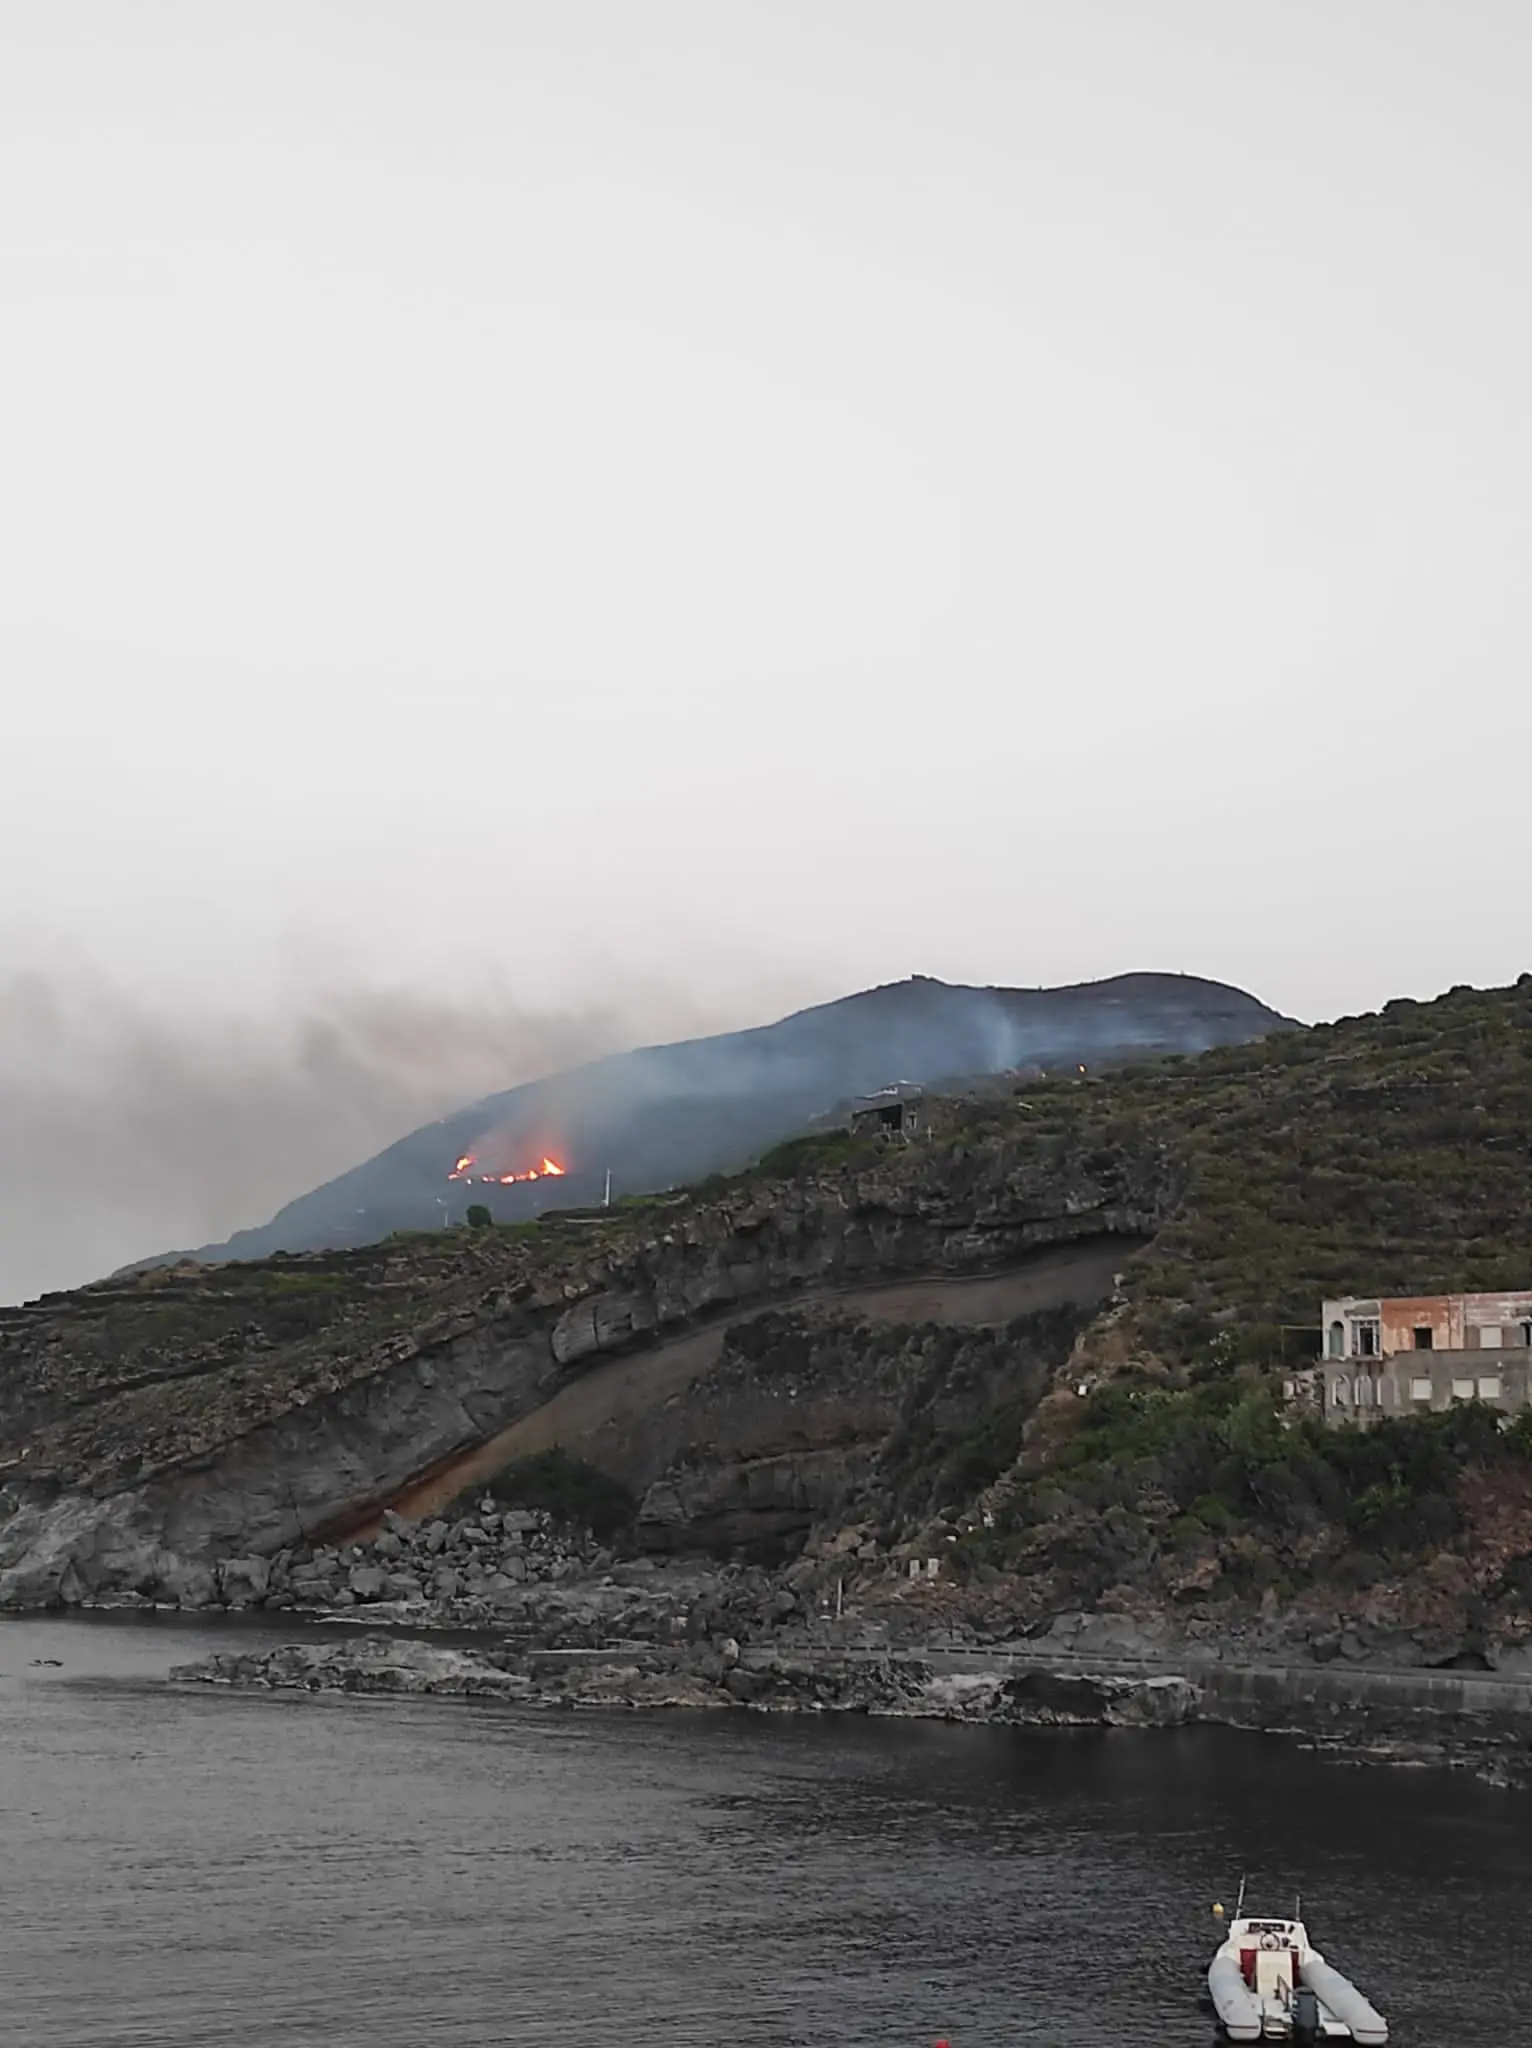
1208 1895 1387 2045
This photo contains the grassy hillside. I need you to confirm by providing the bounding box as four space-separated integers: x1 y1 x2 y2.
940 974 1532 1354
928 976 1532 1622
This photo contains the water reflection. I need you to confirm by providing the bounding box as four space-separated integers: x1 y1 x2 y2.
0 1618 1524 2046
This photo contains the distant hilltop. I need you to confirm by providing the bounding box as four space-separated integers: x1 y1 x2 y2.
140 971 1295 1269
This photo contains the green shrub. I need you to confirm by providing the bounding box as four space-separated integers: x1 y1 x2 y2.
754 1130 863 1179
1032 1378 1524 1574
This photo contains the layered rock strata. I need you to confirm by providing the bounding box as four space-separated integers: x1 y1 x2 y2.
0 1128 1162 1608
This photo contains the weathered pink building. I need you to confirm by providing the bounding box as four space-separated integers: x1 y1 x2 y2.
1321 1291 1532 1424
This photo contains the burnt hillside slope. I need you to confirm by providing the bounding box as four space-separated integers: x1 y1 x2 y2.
158 970 1288 1267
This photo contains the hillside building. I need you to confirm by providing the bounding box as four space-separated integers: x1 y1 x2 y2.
1320 1291 1532 1425
848 1083 924 1141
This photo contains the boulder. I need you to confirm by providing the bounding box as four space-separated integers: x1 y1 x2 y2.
218 1557 271 1608
348 1564 388 1600
155 1557 220 1610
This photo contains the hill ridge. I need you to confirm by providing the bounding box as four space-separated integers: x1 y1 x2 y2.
152 968 1290 1270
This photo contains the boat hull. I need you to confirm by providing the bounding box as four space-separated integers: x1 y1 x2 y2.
1209 1955 1264 2042
1300 1957 1388 2046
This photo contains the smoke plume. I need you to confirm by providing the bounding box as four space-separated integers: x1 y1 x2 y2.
0 970 738 1304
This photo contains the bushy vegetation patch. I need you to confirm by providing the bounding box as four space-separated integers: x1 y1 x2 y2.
992 1378 1532 1578
262 1271 346 1295
753 1129 873 1179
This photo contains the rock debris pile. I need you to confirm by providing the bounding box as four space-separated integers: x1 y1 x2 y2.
258 1502 602 1617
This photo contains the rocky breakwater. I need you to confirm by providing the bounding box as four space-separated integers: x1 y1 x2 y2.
175 1637 732 1712
170 1610 1532 1791
0 1121 1169 1610
170 1630 1206 1722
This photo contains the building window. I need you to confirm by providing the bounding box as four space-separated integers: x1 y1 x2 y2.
1413 1327 1434 1350
1410 1377 1433 1403
1357 1321 1380 1357
1521 1321 1532 1349
1328 1322 1345 1359
1478 1375 1503 1401
1451 1377 1475 1402
1331 1379 1349 1406
1479 1326 1503 1350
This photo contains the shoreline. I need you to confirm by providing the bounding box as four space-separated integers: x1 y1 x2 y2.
166 1622 1532 1791
12 1498 1529 1789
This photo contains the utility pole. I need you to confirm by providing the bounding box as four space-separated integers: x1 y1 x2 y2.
603 1168 612 1209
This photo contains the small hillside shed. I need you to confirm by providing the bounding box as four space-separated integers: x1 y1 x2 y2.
849 1083 924 1141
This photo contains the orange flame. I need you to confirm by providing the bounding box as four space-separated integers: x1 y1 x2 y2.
448 1151 567 1186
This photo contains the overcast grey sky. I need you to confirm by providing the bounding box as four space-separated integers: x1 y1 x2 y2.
3 3 1530 1297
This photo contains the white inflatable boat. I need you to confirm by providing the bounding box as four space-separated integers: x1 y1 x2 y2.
1208 1902 1387 2044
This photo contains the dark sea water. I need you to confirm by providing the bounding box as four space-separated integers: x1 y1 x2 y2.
0 1616 1525 2047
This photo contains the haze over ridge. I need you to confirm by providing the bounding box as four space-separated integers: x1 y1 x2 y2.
0 966 764 1305
4 4 1530 1292
49 967 1297 1289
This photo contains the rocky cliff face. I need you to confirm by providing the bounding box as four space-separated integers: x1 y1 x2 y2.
0 1121 1171 1609
629 1298 1092 1555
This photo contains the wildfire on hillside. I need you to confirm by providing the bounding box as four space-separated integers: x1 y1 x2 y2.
447 1151 567 1186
